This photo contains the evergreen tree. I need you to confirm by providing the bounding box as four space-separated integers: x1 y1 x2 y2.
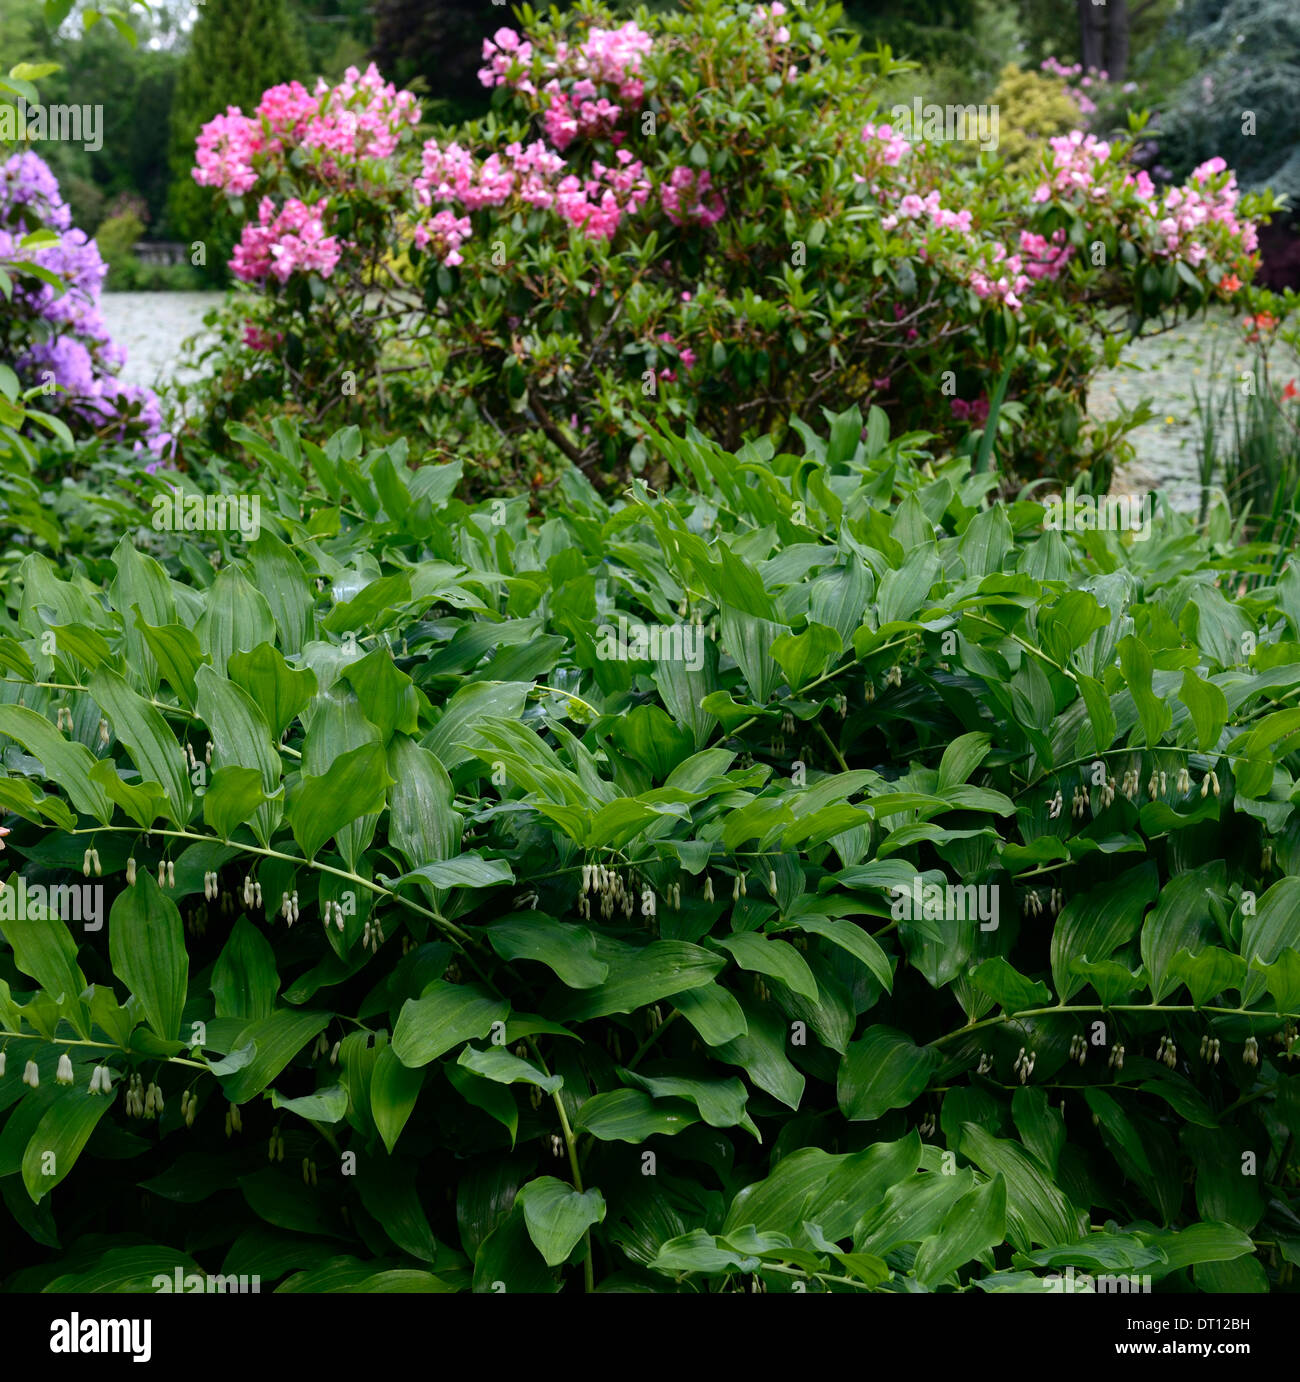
166 0 307 274
1156 0 1300 203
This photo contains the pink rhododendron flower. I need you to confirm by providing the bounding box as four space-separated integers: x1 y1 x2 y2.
661 167 725 227
231 197 340 283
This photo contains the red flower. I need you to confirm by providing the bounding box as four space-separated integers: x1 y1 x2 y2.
1283 379 1298 402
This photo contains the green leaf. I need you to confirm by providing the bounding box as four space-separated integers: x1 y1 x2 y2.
22 1091 115 1202
971 957 1052 1013
196 664 284 846
959 1124 1082 1251
270 1085 349 1122
229 643 317 740
392 982 509 1067
457 1045 562 1094
196 565 276 675
108 874 188 1043
621 1068 759 1138
369 1045 425 1153
1051 862 1158 1001
712 931 819 1000
485 914 608 989
288 741 391 860
89 665 192 826
913 1174 1006 1288
573 1089 698 1142
1178 668 1228 752
203 766 274 840
0 704 113 824
723 1132 922 1240
837 1026 940 1121
554 942 724 1021
220 1010 332 1103
1241 878 1300 1004
517 1176 606 1266
1140 862 1226 1003
211 916 279 1021
1117 635 1172 747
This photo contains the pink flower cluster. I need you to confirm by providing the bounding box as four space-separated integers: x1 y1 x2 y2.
968 243 1031 310
884 189 971 233
1148 156 1258 262
951 395 990 424
751 2 791 44
193 63 419 196
478 28 535 94
661 167 725 227
555 152 651 241
416 139 566 217
480 23 653 152
1034 131 1114 202
860 122 910 168
1018 228 1073 281
230 197 341 284
413 210 473 267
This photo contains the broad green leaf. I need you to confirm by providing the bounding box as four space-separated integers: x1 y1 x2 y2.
22 1091 115 1202
108 874 188 1042
837 1026 939 1121
485 914 608 989
392 982 509 1067
517 1176 605 1267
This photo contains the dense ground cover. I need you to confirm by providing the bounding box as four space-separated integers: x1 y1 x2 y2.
1 412 1300 1291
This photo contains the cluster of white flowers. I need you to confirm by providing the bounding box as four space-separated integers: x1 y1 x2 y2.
281 890 301 924
81 848 101 875
1155 1035 1178 1069
1243 1035 1259 1068
1068 1033 1087 1066
579 862 637 920
361 917 385 953
1108 1043 1126 1070
267 1129 286 1162
1013 1047 1036 1084
157 859 175 888
179 1088 197 1126
242 874 264 910
87 1064 112 1095
224 1101 244 1137
1199 1035 1221 1065
124 1074 162 1118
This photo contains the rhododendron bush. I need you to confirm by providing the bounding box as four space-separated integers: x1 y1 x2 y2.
0 153 170 465
185 0 1271 493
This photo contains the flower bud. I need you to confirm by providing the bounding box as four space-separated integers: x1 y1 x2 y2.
126 857 136 885
56 1053 74 1086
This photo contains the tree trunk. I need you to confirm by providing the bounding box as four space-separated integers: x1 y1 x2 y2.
1077 0 1106 74
1106 0 1130 79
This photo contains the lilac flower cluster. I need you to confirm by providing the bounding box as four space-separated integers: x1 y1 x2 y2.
0 152 170 460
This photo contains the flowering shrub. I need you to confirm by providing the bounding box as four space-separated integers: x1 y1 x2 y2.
0 152 170 462
2 413 1300 1293
182 0 1274 494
